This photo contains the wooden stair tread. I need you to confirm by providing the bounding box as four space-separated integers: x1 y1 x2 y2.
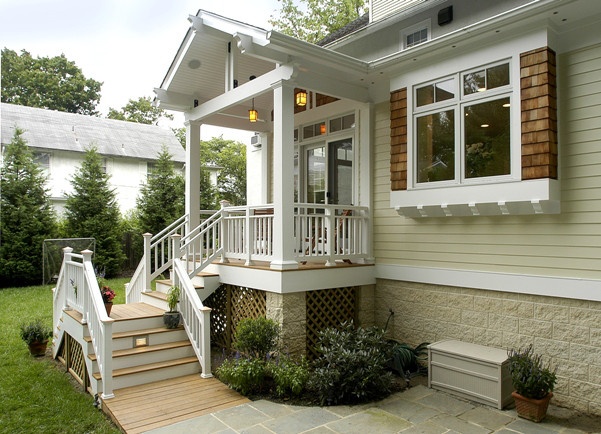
93 356 198 380
88 340 192 361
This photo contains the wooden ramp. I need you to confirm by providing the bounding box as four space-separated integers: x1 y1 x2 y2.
101 374 250 434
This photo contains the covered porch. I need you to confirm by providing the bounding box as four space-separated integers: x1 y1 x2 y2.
154 10 375 273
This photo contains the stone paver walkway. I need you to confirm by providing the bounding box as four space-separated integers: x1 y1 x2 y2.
144 385 601 434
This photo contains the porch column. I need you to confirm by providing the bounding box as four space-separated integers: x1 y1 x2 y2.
270 81 298 270
185 120 201 232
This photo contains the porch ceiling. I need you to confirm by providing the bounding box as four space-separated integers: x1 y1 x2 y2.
154 10 371 132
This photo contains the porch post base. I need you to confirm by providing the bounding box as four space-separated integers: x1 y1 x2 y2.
270 260 299 270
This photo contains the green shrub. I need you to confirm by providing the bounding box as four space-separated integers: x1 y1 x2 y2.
310 322 392 405
216 356 265 395
269 354 310 397
234 317 279 359
19 319 52 345
507 344 557 399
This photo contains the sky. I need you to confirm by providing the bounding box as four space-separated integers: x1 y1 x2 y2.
0 0 282 141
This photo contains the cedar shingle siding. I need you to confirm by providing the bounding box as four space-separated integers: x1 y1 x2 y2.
390 88 408 191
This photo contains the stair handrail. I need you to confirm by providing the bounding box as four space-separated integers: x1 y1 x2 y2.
171 242 212 378
52 248 114 398
179 209 224 279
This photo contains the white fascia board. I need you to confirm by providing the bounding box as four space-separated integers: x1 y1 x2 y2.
195 10 269 44
184 64 295 123
375 263 601 303
267 31 368 77
161 28 197 90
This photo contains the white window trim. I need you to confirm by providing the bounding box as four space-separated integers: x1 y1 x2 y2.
390 33 559 217
401 19 431 50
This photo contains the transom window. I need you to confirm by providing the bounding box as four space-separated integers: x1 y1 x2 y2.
402 20 430 50
413 61 511 185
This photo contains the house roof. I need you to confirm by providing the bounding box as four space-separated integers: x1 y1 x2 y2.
317 13 369 47
0 103 185 163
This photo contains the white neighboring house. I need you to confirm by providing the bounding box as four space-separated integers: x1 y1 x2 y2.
0 102 186 215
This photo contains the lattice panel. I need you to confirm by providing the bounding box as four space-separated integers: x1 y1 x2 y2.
306 287 356 359
204 285 228 349
62 333 87 387
204 285 266 352
230 286 266 349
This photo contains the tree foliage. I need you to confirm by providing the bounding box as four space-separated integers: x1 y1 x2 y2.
136 146 185 235
1 48 102 115
107 96 173 125
269 0 368 43
0 128 57 287
64 147 125 277
201 137 247 206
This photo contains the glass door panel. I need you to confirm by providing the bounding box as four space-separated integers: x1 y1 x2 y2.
328 138 353 205
306 146 326 204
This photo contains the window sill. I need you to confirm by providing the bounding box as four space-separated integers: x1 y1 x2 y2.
391 178 560 218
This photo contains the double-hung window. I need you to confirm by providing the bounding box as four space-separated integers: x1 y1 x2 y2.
414 61 511 186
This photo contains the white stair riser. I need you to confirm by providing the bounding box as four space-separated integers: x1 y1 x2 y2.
140 293 169 310
155 281 171 294
112 317 165 334
111 329 188 351
107 346 196 370
98 362 200 390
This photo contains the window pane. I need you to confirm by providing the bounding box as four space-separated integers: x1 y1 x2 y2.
463 70 486 95
416 110 455 183
330 117 342 132
464 97 511 178
342 114 355 129
416 85 434 106
487 63 510 90
435 78 455 102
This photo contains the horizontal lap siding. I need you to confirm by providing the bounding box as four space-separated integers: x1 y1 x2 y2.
372 43 601 281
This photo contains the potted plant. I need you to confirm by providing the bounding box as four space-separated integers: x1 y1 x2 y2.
507 344 557 422
163 286 181 329
100 285 116 316
20 319 52 357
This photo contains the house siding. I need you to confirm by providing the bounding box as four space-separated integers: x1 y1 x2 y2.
373 41 601 415
375 42 601 280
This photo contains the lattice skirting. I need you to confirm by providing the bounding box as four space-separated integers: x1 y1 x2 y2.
204 285 267 352
57 333 89 389
306 287 356 359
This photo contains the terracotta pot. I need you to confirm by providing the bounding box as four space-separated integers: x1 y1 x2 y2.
28 340 48 357
512 391 553 422
104 302 113 316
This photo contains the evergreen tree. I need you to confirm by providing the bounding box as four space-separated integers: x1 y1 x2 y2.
136 146 185 235
64 147 125 276
202 137 246 206
0 127 56 286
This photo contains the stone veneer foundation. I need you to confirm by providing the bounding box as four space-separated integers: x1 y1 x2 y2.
374 279 601 416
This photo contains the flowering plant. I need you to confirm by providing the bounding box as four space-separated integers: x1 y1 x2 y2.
100 286 116 303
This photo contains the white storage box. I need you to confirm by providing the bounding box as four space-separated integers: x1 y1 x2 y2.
428 340 513 409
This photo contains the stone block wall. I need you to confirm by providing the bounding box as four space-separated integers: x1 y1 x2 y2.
375 279 601 415
266 292 307 356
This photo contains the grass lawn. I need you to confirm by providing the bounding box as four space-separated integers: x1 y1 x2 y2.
0 277 129 433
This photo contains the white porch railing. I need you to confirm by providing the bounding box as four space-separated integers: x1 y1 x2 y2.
52 248 114 399
222 203 369 266
126 211 217 303
171 256 212 377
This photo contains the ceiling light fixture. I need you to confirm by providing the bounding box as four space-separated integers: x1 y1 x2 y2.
249 98 258 122
296 90 307 107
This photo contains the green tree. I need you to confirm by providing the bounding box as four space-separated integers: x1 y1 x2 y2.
107 96 173 125
64 147 125 277
270 0 368 43
0 127 57 287
1 48 102 115
136 146 185 235
202 137 247 206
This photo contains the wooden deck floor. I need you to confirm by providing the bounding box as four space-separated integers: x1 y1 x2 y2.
102 374 250 434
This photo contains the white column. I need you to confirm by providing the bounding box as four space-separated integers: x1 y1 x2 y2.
270 81 298 270
185 120 201 232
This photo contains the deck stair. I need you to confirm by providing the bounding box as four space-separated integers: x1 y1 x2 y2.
142 270 221 307
83 303 201 392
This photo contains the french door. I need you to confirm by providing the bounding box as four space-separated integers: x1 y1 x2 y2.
305 137 353 206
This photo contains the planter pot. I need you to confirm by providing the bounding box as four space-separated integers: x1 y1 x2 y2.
163 312 181 329
28 340 48 357
104 302 113 316
512 391 553 422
